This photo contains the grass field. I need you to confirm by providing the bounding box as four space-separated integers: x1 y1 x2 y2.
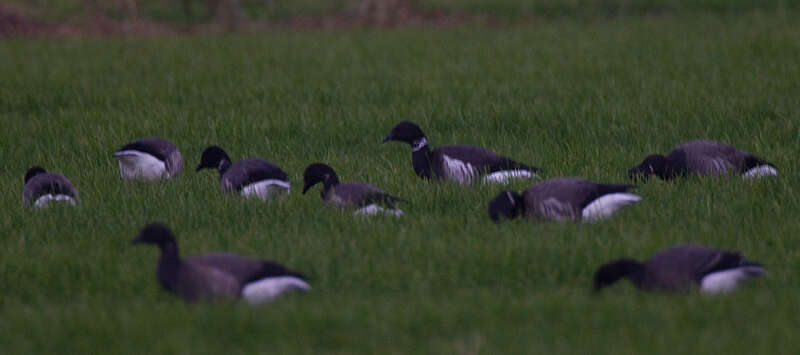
2 12 800 354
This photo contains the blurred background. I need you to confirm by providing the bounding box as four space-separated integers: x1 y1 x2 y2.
2 0 797 36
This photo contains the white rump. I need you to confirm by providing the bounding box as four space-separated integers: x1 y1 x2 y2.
33 194 77 208
241 179 290 201
114 150 168 181
700 266 765 294
741 165 778 179
241 276 311 305
581 193 642 222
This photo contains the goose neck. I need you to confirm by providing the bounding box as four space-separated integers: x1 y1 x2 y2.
217 159 232 177
412 147 433 179
157 242 181 289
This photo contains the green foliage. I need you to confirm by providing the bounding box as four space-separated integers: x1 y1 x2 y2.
1 13 800 353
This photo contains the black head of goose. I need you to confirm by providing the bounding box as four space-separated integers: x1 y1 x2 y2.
302 163 405 216
131 223 310 304
22 166 79 208
593 244 765 294
628 139 777 181
114 137 183 181
196 146 290 201
382 121 539 185
488 177 641 222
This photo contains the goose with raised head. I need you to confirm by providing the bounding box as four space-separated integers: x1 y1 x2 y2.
302 163 405 216
383 121 539 185
131 223 310 304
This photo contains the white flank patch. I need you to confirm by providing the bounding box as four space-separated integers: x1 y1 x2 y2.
241 179 291 201
241 276 311 305
354 204 404 217
538 198 575 221
700 266 765 294
441 154 477 185
114 150 167 181
482 169 535 184
581 193 642 222
742 165 778 179
708 158 731 175
33 194 76 208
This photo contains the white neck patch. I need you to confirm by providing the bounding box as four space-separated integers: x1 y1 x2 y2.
412 138 428 152
506 191 516 206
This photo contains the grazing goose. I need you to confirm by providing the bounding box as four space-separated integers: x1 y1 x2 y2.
132 223 310 304
21 166 79 208
628 140 777 181
594 244 765 294
302 163 405 216
488 177 641 222
114 137 184 181
382 121 539 185
196 146 290 201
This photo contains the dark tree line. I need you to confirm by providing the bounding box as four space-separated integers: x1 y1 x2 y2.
83 0 413 25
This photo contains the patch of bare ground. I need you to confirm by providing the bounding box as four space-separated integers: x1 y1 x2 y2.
279 0 486 30
0 0 492 38
0 5 50 37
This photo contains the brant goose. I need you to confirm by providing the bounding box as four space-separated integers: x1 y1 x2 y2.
132 223 310 304
629 140 777 181
21 166 78 208
488 177 641 222
594 244 765 294
302 163 405 216
114 137 184 181
382 121 539 185
196 146 290 201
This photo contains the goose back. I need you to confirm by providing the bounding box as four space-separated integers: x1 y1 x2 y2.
671 140 742 175
522 178 633 220
643 244 759 291
116 137 184 178
432 145 533 184
221 159 289 192
21 173 78 208
327 183 385 206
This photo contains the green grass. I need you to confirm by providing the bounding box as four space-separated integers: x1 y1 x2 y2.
2 13 800 354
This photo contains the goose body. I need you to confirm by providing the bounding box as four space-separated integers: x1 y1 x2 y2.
629 140 777 181
383 121 538 185
196 146 290 201
132 223 310 304
21 166 79 208
302 163 404 216
488 177 640 222
114 137 183 181
594 244 765 294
